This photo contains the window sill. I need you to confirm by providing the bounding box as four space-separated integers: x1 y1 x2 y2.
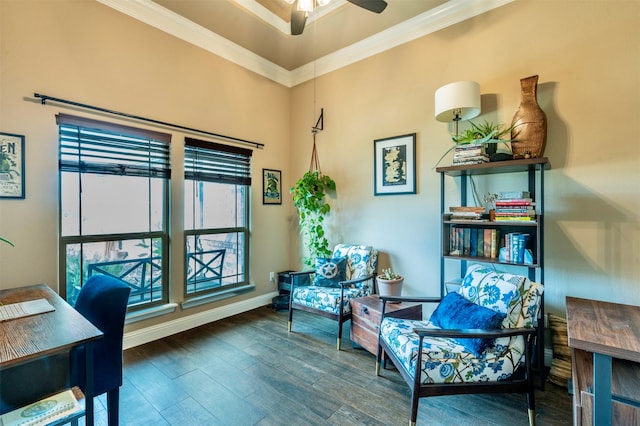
125 303 178 325
181 284 256 310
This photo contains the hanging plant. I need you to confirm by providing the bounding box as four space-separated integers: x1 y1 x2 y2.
291 170 336 268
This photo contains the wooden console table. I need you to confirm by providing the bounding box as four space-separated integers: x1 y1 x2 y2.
566 296 640 426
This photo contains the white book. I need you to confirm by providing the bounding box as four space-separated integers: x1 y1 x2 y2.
0 389 81 426
0 299 55 322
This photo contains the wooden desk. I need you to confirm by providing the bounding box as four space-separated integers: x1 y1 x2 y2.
566 296 640 426
0 284 103 425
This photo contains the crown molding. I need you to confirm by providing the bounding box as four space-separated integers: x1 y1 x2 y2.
290 0 514 86
97 0 293 86
98 0 513 88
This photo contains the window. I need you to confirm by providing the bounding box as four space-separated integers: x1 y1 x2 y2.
58 114 171 310
184 137 251 297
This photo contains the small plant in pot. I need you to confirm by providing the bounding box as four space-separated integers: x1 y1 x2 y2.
435 120 515 167
376 268 403 301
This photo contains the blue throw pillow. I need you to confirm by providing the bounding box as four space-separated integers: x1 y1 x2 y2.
429 292 506 356
314 257 347 287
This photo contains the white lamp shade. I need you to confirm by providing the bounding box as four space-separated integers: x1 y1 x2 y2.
434 81 481 122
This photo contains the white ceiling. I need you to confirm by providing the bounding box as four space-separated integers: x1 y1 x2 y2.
98 0 514 87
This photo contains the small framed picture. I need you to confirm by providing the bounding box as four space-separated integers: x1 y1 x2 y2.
0 132 25 199
262 168 282 205
374 133 416 196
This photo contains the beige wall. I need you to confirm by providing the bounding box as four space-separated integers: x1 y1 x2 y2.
0 0 292 331
289 0 640 316
0 0 638 335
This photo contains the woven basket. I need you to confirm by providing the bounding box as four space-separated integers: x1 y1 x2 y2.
547 314 572 388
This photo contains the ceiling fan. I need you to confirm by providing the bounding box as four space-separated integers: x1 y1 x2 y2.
290 0 388 36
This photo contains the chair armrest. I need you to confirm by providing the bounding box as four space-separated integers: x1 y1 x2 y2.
289 270 314 288
413 326 537 339
379 295 442 304
338 273 376 288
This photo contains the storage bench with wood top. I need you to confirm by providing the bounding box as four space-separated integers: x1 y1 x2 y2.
350 295 422 355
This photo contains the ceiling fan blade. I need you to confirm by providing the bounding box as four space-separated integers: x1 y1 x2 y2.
291 1 307 35
346 0 387 13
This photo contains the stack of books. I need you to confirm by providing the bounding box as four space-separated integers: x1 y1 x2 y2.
452 144 489 165
449 206 486 221
0 389 82 426
494 191 536 222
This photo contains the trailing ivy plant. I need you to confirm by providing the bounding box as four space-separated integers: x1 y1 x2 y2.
290 170 336 268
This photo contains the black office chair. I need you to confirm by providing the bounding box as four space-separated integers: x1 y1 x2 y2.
73 274 130 426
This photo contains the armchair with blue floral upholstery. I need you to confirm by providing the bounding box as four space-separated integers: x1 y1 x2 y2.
288 244 378 350
376 264 544 426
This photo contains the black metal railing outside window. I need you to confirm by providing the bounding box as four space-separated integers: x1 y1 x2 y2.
58 113 171 310
184 137 251 297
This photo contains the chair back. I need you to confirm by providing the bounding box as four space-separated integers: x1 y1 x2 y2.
332 244 378 281
74 275 131 396
458 264 544 355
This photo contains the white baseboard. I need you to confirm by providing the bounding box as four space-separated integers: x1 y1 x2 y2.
123 291 278 350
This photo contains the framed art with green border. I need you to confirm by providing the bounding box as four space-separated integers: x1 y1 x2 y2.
262 168 282 205
0 132 25 199
374 133 416 196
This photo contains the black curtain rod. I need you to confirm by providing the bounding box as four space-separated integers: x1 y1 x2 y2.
33 93 264 149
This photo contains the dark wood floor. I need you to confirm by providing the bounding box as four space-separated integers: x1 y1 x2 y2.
95 306 573 425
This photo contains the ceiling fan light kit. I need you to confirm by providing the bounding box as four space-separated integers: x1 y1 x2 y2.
297 0 314 12
290 0 388 35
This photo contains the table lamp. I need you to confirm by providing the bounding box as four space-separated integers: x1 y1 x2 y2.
435 81 481 137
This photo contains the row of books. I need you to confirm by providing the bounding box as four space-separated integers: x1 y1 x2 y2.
449 227 535 264
494 191 536 222
449 227 500 258
452 144 488 166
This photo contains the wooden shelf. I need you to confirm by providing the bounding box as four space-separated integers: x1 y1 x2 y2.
436 157 549 177
443 254 540 268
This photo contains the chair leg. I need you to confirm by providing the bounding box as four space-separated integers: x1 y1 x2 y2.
409 389 419 426
106 388 119 426
287 304 293 332
337 321 343 350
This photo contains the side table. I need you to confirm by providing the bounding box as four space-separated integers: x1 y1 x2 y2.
350 295 422 355
566 296 640 426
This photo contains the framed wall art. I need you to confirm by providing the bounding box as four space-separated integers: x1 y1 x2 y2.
373 133 416 196
262 168 282 205
0 132 25 199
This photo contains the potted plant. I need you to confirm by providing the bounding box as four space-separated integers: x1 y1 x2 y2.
435 120 515 167
376 268 404 300
290 170 336 268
